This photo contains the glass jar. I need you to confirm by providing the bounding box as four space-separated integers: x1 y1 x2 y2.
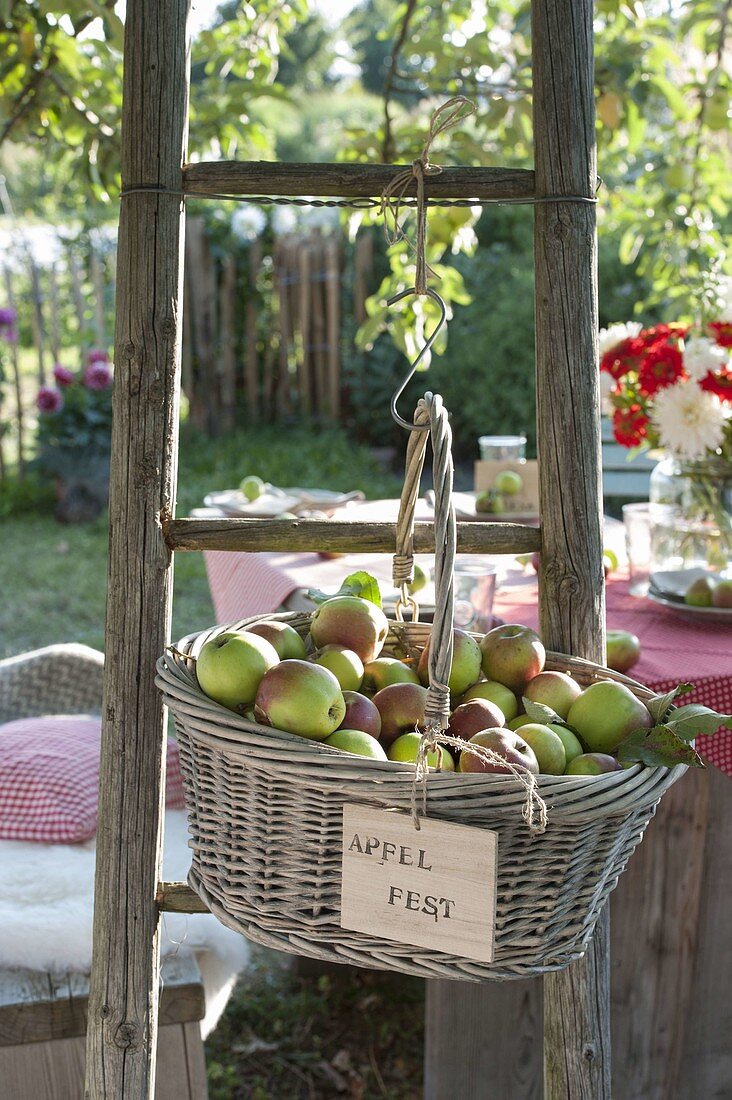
478 434 527 462
649 455 732 579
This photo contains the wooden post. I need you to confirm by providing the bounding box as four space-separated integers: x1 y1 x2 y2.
244 239 261 422
90 248 107 348
532 2 609 1097
68 251 87 350
28 257 47 384
219 255 237 432
4 268 24 478
84 2 189 1098
324 237 340 420
297 241 313 417
48 264 61 364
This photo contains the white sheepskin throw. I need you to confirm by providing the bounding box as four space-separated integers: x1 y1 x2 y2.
0 810 250 1037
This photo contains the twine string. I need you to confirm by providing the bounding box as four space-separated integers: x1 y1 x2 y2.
410 726 549 835
379 96 477 294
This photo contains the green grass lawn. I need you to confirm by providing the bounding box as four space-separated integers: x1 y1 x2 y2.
1 423 402 659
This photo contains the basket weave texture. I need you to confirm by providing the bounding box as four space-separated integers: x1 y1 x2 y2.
157 615 683 982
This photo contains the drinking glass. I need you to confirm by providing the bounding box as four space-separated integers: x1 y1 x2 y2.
452 559 498 632
622 502 652 597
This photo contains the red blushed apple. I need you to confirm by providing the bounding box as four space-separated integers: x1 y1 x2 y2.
254 659 346 740
457 729 539 775
309 595 389 663
567 680 652 754
245 620 307 661
479 624 546 693
372 682 429 749
712 580 732 608
523 671 581 719
417 628 482 697
605 630 641 673
336 691 382 739
448 699 507 745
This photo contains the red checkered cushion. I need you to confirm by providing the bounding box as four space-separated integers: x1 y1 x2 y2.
0 715 186 843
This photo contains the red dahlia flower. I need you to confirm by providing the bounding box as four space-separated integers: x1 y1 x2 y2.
710 322 732 349
612 404 649 447
637 343 684 396
700 366 732 401
600 336 644 380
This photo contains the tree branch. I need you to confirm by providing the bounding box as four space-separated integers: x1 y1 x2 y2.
382 0 419 163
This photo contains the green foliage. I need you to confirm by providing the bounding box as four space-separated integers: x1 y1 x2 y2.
34 369 113 482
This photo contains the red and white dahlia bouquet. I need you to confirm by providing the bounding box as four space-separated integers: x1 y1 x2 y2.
600 284 732 463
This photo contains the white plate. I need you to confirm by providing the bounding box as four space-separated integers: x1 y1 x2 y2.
646 589 732 623
203 489 301 517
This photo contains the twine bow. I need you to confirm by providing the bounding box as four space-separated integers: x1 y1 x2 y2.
380 95 477 294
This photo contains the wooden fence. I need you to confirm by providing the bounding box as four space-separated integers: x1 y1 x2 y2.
183 219 374 435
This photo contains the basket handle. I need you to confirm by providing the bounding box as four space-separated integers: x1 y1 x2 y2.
393 391 455 732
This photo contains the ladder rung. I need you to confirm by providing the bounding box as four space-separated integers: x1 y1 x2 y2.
182 161 536 202
165 517 542 555
157 882 209 914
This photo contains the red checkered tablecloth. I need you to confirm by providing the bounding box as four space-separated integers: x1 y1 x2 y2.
203 518 732 776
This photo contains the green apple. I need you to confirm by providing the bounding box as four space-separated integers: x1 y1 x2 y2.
461 680 519 722
566 753 623 776
494 470 523 496
417 628 482 697
685 576 715 607
517 722 566 775
457 729 539 775
605 630 641 673
408 564 429 595
387 731 455 771
313 645 364 692
239 474 265 501
479 623 546 693
523 670 581 719
254 659 346 739
323 728 387 760
246 620 307 661
509 715 584 765
310 595 389 663
362 657 420 692
196 631 279 712
567 681 652 754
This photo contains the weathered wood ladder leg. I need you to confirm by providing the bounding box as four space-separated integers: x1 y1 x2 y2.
85 3 190 1097
86 1 609 1098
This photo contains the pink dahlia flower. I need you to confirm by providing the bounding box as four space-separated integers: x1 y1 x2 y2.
53 362 75 387
36 387 64 414
87 348 110 365
84 362 113 390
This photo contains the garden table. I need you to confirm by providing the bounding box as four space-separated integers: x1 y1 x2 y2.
201 498 732 773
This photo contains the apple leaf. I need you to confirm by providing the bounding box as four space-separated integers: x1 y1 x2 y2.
522 698 564 726
665 703 732 741
306 571 383 608
647 683 695 723
617 724 705 769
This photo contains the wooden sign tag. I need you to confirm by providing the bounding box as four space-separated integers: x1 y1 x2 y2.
340 803 498 963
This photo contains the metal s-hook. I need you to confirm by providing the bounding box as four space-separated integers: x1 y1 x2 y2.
387 286 448 431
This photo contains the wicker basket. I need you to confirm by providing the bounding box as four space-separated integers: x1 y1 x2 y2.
157 394 683 980
157 614 682 981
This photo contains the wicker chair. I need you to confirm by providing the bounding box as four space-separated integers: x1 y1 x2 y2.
0 644 209 1100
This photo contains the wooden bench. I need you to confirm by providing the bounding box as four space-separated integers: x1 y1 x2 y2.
0 953 208 1100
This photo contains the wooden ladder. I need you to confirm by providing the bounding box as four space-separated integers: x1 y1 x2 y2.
85 2 607 1097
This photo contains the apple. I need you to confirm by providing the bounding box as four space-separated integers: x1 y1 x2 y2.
605 630 641 673
312 645 364 692
517 722 566 775
254 659 346 739
246 620 307 661
196 631 279 712
387 732 455 771
567 681 652 754
494 469 523 496
460 680 519 722
479 624 546 692
457 729 539 775
362 656 420 692
336 691 382 738
448 699 507 744
712 579 732 608
323 728 387 760
566 753 623 776
239 474 265 501
372 682 429 748
551 724 584 765
408 564 429 595
417 628 482 696
685 576 716 607
523 670 581 719
310 595 389 663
